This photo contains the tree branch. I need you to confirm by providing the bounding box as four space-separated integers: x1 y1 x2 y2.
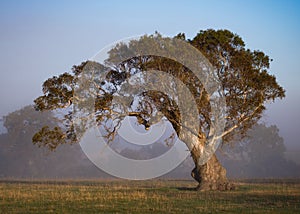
216 103 263 140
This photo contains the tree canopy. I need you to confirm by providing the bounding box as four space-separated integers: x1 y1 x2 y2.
33 29 285 150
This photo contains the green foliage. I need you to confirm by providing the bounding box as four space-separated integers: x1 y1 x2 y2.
34 73 74 111
191 29 284 141
32 29 285 150
32 126 67 150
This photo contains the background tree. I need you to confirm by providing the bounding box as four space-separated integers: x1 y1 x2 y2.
0 106 109 178
219 124 300 178
1 106 56 177
33 29 285 190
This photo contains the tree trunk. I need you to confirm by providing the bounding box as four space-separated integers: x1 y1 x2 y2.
191 153 234 191
176 122 234 191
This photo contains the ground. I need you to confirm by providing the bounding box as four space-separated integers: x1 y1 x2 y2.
0 179 299 213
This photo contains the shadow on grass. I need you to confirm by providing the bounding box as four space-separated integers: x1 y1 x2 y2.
176 186 198 191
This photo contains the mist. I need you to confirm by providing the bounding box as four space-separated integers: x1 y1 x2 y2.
0 106 299 180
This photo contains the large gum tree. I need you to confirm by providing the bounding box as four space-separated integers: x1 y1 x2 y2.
33 29 285 190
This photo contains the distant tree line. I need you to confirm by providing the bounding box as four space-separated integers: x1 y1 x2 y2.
0 106 299 179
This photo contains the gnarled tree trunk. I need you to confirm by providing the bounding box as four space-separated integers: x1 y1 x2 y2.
191 152 234 191
177 121 234 191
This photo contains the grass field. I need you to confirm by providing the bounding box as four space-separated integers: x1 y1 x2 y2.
0 179 299 213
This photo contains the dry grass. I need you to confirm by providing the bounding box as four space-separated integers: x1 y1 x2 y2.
0 179 299 213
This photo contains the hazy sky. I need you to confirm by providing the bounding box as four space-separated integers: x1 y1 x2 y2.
0 0 299 149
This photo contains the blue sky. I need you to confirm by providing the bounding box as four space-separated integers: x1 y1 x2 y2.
0 0 299 149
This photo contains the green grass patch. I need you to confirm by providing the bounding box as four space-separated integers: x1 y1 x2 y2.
0 179 299 213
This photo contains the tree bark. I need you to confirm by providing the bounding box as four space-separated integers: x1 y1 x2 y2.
177 122 234 191
190 153 234 191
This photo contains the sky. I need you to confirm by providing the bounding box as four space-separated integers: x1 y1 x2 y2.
0 0 299 150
